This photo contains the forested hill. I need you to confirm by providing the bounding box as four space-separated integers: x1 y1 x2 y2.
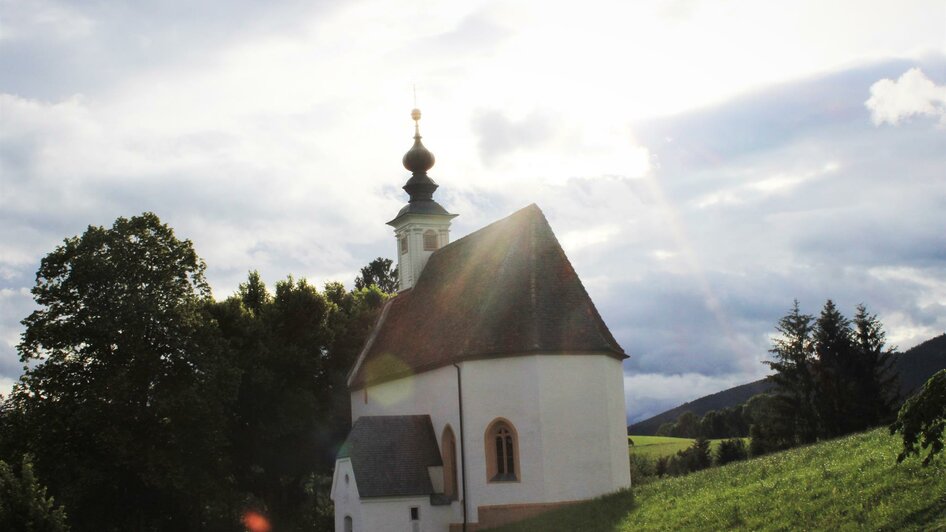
627 379 774 435
628 332 946 435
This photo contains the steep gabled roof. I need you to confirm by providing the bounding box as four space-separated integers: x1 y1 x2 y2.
337 415 442 498
349 203 626 389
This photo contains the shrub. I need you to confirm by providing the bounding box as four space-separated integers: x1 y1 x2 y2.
655 456 669 477
716 438 749 465
629 454 656 484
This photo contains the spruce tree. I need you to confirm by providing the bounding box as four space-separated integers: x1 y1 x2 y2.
765 300 818 444
812 300 854 437
851 304 899 428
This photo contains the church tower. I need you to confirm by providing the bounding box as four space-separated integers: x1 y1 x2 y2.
387 109 457 291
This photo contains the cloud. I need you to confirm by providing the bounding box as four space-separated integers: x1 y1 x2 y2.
624 372 751 423
866 68 946 126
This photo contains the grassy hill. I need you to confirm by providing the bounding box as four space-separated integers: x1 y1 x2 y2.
487 428 946 531
628 332 946 435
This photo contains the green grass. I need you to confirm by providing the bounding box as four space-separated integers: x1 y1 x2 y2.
488 428 946 531
627 435 742 459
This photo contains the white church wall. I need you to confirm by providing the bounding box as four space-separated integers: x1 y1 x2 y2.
347 353 629 528
361 497 454 532
330 459 364 532
460 354 630 522
350 365 464 524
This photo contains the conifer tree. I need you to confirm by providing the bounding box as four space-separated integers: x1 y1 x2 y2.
851 304 899 428
812 300 855 437
765 300 818 444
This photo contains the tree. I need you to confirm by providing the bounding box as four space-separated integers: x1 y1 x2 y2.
812 299 855 437
765 300 818 444
0 455 69 532
8 213 237 530
353 257 398 293
890 370 946 466
700 410 728 439
655 422 675 437
671 411 700 438
210 273 387 530
851 304 899 428
715 438 748 466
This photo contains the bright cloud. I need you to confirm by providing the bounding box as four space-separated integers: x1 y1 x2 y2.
866 68 946 126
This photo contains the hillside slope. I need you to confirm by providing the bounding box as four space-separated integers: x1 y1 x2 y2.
629 333 946 435
488 428 946 531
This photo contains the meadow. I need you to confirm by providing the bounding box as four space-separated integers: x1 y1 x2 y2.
488 428 946 531
627 435 742 459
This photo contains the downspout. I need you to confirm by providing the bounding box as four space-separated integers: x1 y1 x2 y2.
454 363 468 532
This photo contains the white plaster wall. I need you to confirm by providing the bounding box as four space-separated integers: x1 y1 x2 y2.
362 497 455 532
350 365 464 525
460 355 631 521
346 354 629 528
331 459 364 532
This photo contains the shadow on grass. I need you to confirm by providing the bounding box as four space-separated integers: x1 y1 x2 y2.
483 489 637 532
880 493 946 532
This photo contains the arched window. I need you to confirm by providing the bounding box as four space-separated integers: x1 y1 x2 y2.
344 515 353 532
423 230 439 251
484 419 519 482
442 426 458 499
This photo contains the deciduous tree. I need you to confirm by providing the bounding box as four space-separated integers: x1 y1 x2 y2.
891 369 946 466
8 213 236 530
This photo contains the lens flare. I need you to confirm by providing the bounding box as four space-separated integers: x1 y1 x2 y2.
241 510 272 532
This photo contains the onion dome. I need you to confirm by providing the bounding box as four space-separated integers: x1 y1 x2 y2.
388 109 455 224
402 108 436 175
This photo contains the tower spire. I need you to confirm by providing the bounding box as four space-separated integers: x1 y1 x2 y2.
387 108 458 291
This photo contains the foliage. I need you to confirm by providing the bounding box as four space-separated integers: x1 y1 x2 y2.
655 422 674 437
714 438 748 466
210 274 386 529
0 455 69 532
489 428 946 531
851 304 899 426
669 411 699 438
764 300 818 445
4 213 236 530
627 454 656 485
755 300 899 451
353 257 398 293
0 214 390 530
891 369 946 466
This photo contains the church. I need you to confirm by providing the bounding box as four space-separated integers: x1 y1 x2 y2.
330 110 631 532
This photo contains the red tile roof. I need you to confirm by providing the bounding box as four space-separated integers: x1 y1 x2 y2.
348 204 626 389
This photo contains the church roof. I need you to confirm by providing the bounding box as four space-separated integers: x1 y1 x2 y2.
349 203 626 389
337 415 442 498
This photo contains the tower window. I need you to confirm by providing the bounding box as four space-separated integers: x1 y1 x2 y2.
485 419 520 482
423 230 438 251
399 235 408 254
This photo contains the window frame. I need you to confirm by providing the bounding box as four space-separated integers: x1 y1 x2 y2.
484 418 521 483
423 229 439 251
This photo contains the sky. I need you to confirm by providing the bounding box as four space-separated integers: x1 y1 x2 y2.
1 0 945 423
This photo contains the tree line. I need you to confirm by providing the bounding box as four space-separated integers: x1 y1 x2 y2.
656 299 902 458
0 213 399 531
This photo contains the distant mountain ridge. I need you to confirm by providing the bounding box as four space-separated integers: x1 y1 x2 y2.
628 333 946 435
